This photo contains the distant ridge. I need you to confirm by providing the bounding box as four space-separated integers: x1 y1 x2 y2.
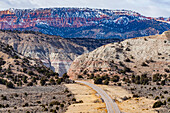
0 7 170 39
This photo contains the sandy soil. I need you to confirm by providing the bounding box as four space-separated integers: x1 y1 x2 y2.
97 84 157 113
64 83 106 113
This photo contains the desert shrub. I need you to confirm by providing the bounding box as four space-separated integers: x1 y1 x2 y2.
83 70 87 75
0 104 4 108
28 71 34 75
124 77 131 83
153 101 163 108
50 78 56 85
56 78 63 85
164 91 168 94
6 81 14 88
124 58 131 62
52 96 56 99
119 61 125 67
124 67 131 72
133 94 139 98
161 95 164 99
15 62 19 65
155 96 159 100
125 47 131 51
152 87 157 90
22 58 29 63
50 109 57 113
40 79 46 86
14 93 18 97
32 77 36 83
22 76 27 83
60 104 64 108
140 74 149 85
44 108 48 111
62 73 69 79
1 96 7 100
167 97 170 102
0 58 6 66
89 73 94 79
153 73 161 82
141 62 148 66
77 100 83 103
111 75 120 82
163 100 166 105
23 68 27 73
19 81 22 86
40 104 45 108
101 75 110 81
135 75 140 84
78 75 83 79
27 82 33 86
49 101 60 106
37 101 41 104
164 68 169 73
64 88 69 93
23 103 29 107
131 75 135 83
56 106 59 110
103 79 109 85
72 98 76 101
161 80 166 86
5 104 9 107
94 77 103 84
67 94 72 97
117 83 121 86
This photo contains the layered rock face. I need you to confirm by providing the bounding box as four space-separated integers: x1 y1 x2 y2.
68 31 170 79
0 30 118 76
0 30 88 76
0 8 170 39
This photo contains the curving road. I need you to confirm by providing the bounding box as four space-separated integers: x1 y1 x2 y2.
75 81 121 113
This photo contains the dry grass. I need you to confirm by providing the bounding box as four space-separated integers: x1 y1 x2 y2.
97 84 157 113
64 83 106 113
117 97 157 113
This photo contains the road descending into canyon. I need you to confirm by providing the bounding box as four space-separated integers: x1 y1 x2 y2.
75 81 121 113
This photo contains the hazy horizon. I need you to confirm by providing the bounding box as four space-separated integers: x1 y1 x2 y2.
0 0 170 17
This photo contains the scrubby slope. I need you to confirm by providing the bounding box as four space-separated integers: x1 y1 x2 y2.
0 40 60 87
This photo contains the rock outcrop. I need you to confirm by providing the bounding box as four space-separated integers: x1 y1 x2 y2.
0 8 170 39
0 30 88 76
68 31 170 79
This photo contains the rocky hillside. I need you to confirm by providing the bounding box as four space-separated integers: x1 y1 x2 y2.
0 41 76 113
68 31 170 79
0 30 118 76
0 30 88 76
0 8 170 39
0 40 60 87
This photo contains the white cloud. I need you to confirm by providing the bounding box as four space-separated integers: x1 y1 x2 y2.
0 0 169 17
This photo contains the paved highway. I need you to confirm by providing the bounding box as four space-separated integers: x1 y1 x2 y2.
75 81 121 113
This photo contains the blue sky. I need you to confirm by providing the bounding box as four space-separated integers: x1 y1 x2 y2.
0 0 169 17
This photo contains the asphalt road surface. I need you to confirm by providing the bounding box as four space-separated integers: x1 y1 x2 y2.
75 81 121 113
